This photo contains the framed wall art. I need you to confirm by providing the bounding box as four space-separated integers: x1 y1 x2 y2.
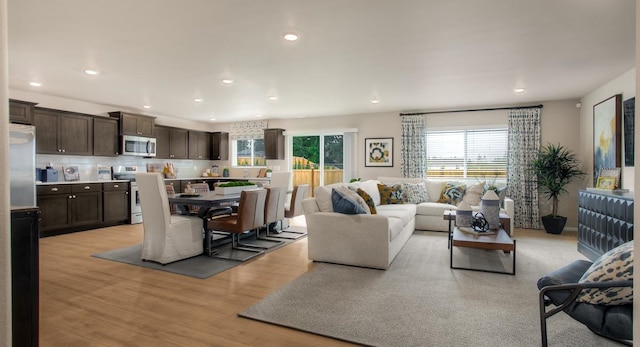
596 176 616 190
623 97 635 166
365 138 393 167
593 94 621 185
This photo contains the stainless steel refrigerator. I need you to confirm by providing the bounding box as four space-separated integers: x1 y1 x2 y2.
10 124 37 207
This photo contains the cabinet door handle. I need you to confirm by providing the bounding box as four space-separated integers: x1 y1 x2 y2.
125 191 129 195
68 195 73 199
84 186 91 190
114 184 119 188
62 149 66 153
51 187 58 192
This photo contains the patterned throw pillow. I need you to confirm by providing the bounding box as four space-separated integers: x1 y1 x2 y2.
331 188 368 214
403 182 429 204
377 184 405 205
438 182 467 206
577 241 633 305
462 182 484 206
356 188 377 214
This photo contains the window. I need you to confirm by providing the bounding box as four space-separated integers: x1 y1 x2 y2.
232 139 265 167
426 128 508 179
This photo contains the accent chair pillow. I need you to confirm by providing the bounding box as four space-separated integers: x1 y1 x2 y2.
403 182 429 204
438 182 466 206
377 184 406 205
356 188 377 214
331 188 368 215
462 182 484 206
577 241 633 306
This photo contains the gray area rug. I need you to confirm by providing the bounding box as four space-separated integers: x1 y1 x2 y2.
92 233 304 279
239 230 621 347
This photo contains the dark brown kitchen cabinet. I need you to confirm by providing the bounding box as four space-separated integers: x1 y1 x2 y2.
34 108 93 155
189 131 211 160
103 182 129 224
93 117 119 156
155 125 188 159
109 111 155 136
9 99 37 125
37 184 102 237
264 128 285 159
211 132 229 160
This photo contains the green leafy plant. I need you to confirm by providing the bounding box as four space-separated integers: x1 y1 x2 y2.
530 143 586 218
217 181 257 187
349 178 361 183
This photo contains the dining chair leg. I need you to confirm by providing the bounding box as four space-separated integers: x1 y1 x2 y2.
266 219 307 239
239 228 284 249
211 233 265 262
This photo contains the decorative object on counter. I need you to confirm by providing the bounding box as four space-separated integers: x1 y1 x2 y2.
470 212 490 232
146 163 164 174
63 166 80 181
211 165 219 177
595 176 616 190
40 166 58 182
265 168 272 178
455 202 473 227
530 143 586 234
214 181 257 195
597 167 621 189
257 168 267 178
222 167 229 177
97 165 112 180
480 190 500 230
163 163 176 179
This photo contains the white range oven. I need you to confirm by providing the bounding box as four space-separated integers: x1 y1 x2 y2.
113 166 143 224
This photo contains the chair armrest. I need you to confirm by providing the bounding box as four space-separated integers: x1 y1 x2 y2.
539 280 633 319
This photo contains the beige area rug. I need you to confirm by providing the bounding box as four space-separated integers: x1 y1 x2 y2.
239 230 622 347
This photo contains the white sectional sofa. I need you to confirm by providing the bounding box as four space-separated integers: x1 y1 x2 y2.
301 177 514 270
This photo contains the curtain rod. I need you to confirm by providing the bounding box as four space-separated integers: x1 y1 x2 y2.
399 104 543 116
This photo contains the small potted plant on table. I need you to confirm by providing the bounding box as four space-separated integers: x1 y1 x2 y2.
530 143 586 234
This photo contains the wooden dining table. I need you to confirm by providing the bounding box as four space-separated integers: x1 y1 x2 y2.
167 191 242 256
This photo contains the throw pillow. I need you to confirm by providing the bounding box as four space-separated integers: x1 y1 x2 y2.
377 184 406 205
356 179 381 206
462 182 484 206
356 188 377 214
438 182 467 206
403 182 429 204
339 185 371 214
577 241 633 305
331 188 368 215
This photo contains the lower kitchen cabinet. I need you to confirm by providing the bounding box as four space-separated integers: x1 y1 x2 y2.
37 182 129 237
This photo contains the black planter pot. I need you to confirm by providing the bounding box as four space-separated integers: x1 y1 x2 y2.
541 215 567 234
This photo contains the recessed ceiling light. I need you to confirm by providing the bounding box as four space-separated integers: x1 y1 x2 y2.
514 88 525 93
142 105 151 109
221 79 234 84
194 98 203 103
268 95 278 101
84 69 99 75
371 97 380 104
29 81 42 87
210 118 216 121
255 114 262 118
283 33 299 41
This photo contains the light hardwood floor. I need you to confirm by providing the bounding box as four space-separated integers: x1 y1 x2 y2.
39 223 355 347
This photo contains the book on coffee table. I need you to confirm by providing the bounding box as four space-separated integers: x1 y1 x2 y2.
458 227 496 236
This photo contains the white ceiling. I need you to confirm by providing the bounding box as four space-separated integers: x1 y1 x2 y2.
7 0 636 123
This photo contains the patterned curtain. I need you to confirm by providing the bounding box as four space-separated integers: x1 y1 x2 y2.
507 108 541 229
400 115 427 178
230 120 268 140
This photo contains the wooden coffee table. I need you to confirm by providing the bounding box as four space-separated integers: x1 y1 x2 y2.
449 226 516 275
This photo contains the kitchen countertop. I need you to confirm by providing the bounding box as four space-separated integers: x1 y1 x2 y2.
37 180 130 185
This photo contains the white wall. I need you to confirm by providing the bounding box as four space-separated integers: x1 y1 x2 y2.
579 68 636 191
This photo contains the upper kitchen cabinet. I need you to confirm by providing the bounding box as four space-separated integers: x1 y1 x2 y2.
211 132 229 160
264 128 285 160
188 131 211 160
109 111 155 137
34 108 93 155
9 99 37 125
93 117 119 157
155 125 188 159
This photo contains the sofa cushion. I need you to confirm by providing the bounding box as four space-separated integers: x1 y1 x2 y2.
404 182 429 204
337 185 371 214
376 206 414 227
356 188 377 214
438 182 466 205
577 241 633 305
462 182 484 206
416 202 456 217
314 183 349 212
331 188 368 215
378 184 406 205
423 180 444 203
387 217 405 241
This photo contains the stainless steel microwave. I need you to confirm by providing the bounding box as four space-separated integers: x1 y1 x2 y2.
122 135 157 157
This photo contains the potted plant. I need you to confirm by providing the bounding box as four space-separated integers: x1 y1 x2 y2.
265 168 273 178
530 143 586 234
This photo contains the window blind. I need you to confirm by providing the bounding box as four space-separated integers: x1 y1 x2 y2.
426 128 508 179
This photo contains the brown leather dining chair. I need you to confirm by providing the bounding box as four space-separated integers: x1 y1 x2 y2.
207 189 267 261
